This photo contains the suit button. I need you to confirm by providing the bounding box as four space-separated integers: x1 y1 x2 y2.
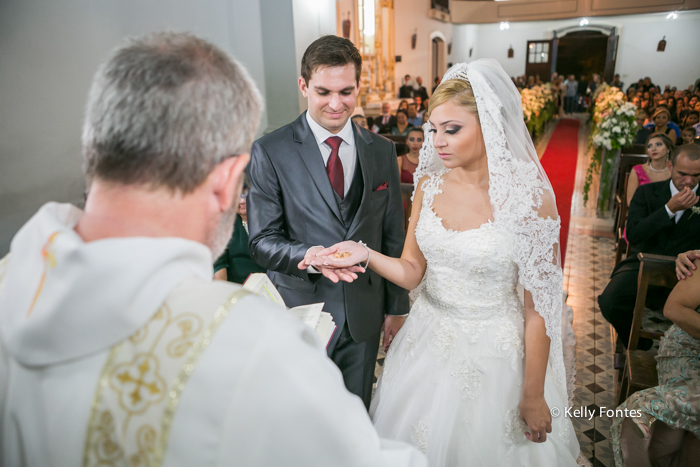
340 205 346 210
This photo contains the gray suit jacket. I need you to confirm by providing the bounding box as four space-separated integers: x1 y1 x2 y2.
247 112 408 347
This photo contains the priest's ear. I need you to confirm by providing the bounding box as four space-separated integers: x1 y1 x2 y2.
209 153 250 213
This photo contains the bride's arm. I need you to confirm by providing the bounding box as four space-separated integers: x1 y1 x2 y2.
313 176 429 290
520 193 559 443
520 290 552 443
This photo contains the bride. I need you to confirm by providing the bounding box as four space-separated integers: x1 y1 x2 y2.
313 60 584 465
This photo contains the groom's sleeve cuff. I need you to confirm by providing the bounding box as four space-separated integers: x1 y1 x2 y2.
306 246 324 274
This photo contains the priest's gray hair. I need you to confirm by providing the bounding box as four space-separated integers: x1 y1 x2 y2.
82 31 263 193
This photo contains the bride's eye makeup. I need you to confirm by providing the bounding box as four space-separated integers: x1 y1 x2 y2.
445 126 461 134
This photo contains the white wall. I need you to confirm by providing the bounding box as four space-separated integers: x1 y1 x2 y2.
451 11 700 88
292 0 337 113
394 0 453 94
0 0 269 255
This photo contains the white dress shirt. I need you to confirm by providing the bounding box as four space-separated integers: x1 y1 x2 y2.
664 180 699 223
306 111 356 197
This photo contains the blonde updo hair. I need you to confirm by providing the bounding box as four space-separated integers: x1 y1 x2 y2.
426 79 479 120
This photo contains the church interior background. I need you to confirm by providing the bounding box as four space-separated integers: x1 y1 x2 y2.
1 1 700 466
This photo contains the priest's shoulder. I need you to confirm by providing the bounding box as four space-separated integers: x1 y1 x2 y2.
167 277 320 347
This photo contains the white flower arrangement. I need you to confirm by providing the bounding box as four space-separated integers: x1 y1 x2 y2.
520 83 555 123
591 92 638 151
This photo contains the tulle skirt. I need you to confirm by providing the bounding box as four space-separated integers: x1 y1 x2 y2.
370 293 580 466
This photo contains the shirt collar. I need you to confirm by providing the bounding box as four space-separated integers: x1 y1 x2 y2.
305 111 354 147
670 179 699 195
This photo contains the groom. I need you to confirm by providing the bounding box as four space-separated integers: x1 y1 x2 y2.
247 35 408 408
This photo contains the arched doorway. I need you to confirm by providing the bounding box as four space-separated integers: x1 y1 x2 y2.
556 31 607 81
552 25 618 83
431 35 446 89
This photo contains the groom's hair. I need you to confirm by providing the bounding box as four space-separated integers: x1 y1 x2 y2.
672 140 700 165
301 35 362 85
82 31 262 193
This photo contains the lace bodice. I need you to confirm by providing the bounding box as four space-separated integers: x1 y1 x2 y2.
414 170 521 321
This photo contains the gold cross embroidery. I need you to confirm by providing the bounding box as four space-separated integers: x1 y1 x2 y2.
27 231 60 317
116 360 161 405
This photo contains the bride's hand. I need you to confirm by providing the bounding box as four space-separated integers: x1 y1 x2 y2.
519 394 552 443
312 241 369 270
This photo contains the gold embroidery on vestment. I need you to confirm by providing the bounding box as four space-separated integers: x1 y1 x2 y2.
82 288 251 467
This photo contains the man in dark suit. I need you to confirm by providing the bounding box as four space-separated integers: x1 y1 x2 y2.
599 144 700 350
247 35 408 408
414 76 428 101
399 74 413 98
376 102 396 134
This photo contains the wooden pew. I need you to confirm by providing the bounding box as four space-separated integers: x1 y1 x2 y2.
613 154 648 265
617 253 677 405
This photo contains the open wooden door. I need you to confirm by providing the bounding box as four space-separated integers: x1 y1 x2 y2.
604 27 618 84
525 40 553 83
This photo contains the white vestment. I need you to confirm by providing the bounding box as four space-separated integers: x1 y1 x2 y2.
0 202 426 467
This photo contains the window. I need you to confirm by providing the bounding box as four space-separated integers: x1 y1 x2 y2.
528 41 549 64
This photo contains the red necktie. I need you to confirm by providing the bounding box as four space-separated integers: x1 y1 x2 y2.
325 136 344 199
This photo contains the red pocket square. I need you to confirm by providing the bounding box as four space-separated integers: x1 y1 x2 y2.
375 182 388 191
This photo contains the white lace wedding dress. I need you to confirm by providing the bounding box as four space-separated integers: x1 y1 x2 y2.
370 170 580 466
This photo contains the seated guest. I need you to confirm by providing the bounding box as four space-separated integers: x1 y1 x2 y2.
414 95 426 114
406 103 423 127
627 134 675 206
397 127 422 184
599 144 700 351
398 99 409 113
634 110 654 144
366 116 375 132
667 97 679 123
681 127 697 145
399 74 413 98
413 76 428 101
610 253 700 467
375 102 396 134
214 185 266 283
432 76 440 94
679 96 699 122
351 113 369 130
684 110 700 136
644 107 681 139
0 31 425 467
390 110 413 136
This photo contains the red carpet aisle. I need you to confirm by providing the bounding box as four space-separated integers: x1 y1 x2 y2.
538 119 580 266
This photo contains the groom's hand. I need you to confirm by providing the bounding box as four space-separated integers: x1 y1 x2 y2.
297 246 364 283
314 241 369 269
383 315 407 352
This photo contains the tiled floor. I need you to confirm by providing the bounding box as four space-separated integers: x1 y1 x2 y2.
372 115 668 466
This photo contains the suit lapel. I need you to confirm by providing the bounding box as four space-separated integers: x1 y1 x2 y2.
346 125 374 238
293 113 343 225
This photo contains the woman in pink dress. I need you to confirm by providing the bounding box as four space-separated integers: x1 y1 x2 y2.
397 127 423 184
626 133 674 206
623 133 674 242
